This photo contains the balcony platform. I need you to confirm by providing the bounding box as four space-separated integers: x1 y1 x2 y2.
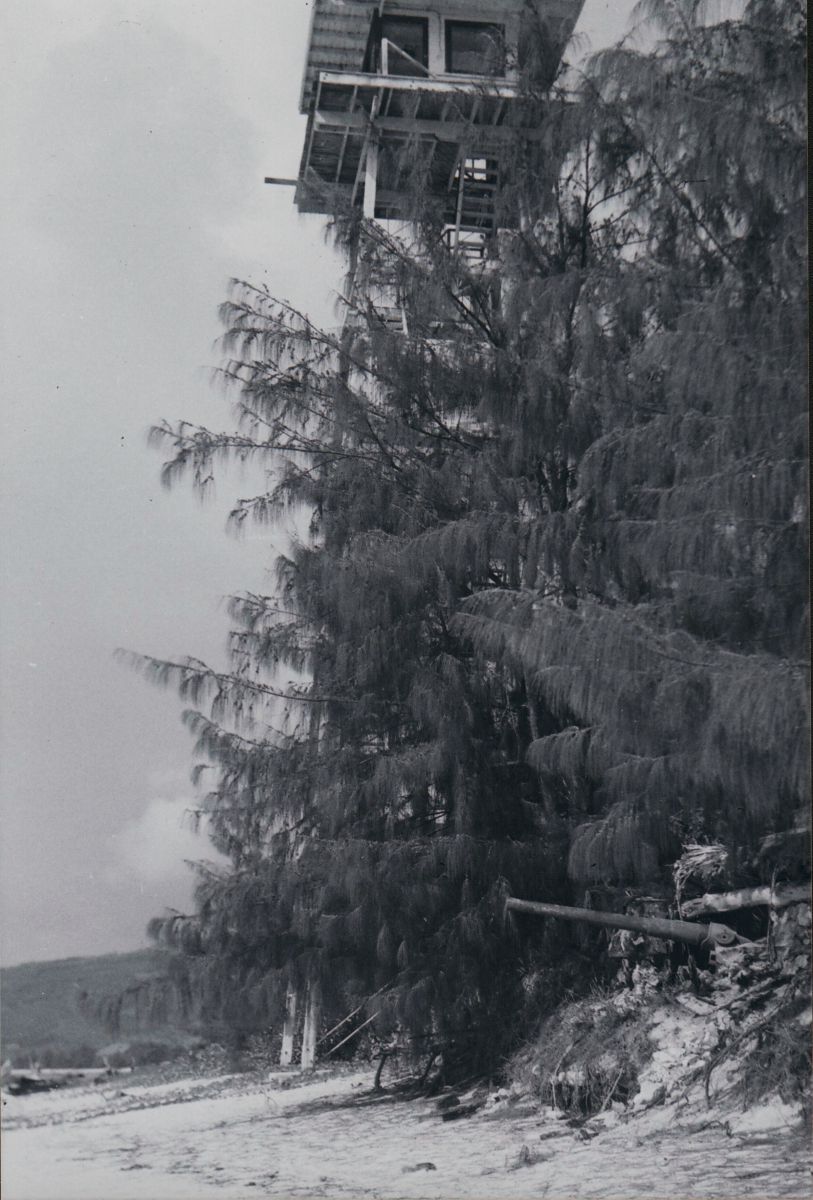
297 71 541 222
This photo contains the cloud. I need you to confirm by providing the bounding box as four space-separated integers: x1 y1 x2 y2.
104 773 226 896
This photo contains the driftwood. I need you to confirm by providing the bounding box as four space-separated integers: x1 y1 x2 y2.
681 884 810 919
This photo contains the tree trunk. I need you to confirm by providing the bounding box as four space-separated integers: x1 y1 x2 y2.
373 1049 390 1092
505 896 739 946
681 884 810 919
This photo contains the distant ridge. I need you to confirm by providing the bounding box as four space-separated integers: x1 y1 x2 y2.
1 948 185 1063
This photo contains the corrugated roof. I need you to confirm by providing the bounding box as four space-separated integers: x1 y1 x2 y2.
300 0 379 113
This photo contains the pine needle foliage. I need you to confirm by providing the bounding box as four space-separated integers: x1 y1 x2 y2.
130 0 807 1073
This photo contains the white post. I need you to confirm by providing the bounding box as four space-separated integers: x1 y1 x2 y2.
279 986 297 1067
300 982 321 1071
363 134 379 220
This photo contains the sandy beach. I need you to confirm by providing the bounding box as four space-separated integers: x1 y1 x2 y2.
2 1064 810 1200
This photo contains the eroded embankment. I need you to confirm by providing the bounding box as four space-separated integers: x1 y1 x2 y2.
505 900 811 1128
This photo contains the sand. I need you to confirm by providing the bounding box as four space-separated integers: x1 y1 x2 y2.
2 1062 810 1200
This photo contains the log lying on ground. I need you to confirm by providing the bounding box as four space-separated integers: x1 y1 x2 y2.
505 898 743 946
681 884 810 919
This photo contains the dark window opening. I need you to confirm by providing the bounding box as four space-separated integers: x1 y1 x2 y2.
445 21 506 76
374 16 429 76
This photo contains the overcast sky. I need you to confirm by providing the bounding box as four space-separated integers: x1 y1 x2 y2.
1 0 639 967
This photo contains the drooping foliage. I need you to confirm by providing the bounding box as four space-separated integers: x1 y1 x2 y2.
129 0 807 1073
460 0 808 887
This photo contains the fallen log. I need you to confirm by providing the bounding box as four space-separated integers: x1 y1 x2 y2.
505 897 743 947
680 884 809 919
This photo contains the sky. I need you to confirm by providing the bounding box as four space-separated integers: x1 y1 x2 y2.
0 0 639 967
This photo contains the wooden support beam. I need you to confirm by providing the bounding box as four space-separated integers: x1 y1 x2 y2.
318 70 520 99
453 154 467 249
447 146 464 192
350 132 371 208
300 77 321 176
333 84 361 182
313 109 527 142
335 129 351 182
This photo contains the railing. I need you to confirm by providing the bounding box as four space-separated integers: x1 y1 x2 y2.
379 37 430 79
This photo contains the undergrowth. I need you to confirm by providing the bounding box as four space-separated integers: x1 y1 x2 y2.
507 992 654 1117
738 995 811 1116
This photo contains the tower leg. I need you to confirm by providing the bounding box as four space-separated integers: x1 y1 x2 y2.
279 986 297 1067
363 135 379 220
300 982 321 1071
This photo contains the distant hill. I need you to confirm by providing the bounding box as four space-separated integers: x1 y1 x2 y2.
1 948 195 1065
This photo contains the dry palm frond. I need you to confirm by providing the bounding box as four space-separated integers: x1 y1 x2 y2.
673 842 729 914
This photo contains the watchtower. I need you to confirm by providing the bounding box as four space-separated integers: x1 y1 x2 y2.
296 1 583 249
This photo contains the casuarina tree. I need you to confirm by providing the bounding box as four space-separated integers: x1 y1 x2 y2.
124 0 807 1074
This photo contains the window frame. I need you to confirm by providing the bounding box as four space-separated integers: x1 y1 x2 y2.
377 15 430 75
444 19 506 77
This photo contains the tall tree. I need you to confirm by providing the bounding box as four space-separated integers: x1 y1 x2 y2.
127 0 807 1072
462 0 808 887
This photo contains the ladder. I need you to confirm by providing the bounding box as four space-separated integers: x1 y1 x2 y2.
446 154 500 259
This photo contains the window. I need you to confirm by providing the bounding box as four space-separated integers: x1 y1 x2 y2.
445 21 505 76
378 16 429 76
